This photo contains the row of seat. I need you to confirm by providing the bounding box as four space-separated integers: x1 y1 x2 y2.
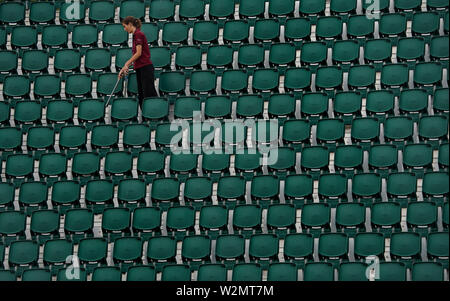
0 260 447 281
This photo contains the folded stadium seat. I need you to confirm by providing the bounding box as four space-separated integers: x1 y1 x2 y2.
334 145 363 178
403 144 433 177
149 46 171 76
30 209 60 245
318 173 348 207
85 179 114 214
38 153 67 184
204 95 232 120
301 203 331 238
397 37 426 69
283 18 310 49
252 68 280 95
407 202 438 237
206 45 233 74
122 123 151 153
149 0 175 24
56 267 87 281
167 205 194 237
78 237 108 273
169 153 199 182
45 100 73 130
0 182 14 211
119 0 146 21
330 0 357 19
283 174 312 208
352 173 382 206
58 125 87 156
151 177 181 209
232 263 263 281
412 12 440 42
316 118 345 151
209 0 234 24
427 232 449 269
300 92 329 124
3 75 31 101
303 262 334 281
412 262 444 281
238 44 265 73
438 143 449 170
235 94 263 118
362 0 390 12
136 150 165 183
111 98 139 126
413 62 443 94
54 49 81 77
0 127 22 157
379 13 407 44
267 93 295 123
34 76 62 103
390 232 421 268
268 0 295 21
318 233 349 268
316 16 343 45
366 90 395 122
346 15 374 45
383 116 414 150
71 24 98 52
331 40 360 72
192 21 219 50
63 208 94 243
43 239 73 275
8 240 40 275
198 205 228 239
300 41 328 72
282 119 311 151
131 207 161 239
91 124 119 156
300 145 330 179
0 1 25 25
5 154 35 187
64 73 92 99
147 236 177 272
368 144 398 178
427 0 449 10
126 265 156 281
155 122 183 154
97 73 124 99
398 89 428 122
115 47 133 71
59 1 86 25
88 0 115 25
181 235 212 270
430 36 449 70
179 0 205 26
72 152 101 184
315 66 343 97
250 175 280 208
0 211 26 245
159 71 186 101
184 177 213 209
201 153 230 182
422 172 449 205
116 179 146 210
51 180 82 214
11 25 38 53
298 0 326 22
239 0 265 23
254 19 281 48
375 262 407 281
283 67 312 97
21 50 50 82
223 20 250 50
161 264 192 281
348 65 376 96
175 46 202 74
248 234 279 269
162 21 189 51
140 23 159 46
364 38 392 71
29 1 56 29
174 96 201 119
217 176 246 209
104 151 133 182
0 50 17 81
335 203 366 237
282 233 314 268
141 97 169 126
113 236 143 272
266 204 296 238
85 48 112 79
380 64 409 96
232 204 262 239
91 266 122 281
354 232 385 262
21 268 51 281
394 0 422 14
234 149 262 181
371 201 401 235
387 172 417 207
418 115 449 149
338 262 370 281
197 264 227 281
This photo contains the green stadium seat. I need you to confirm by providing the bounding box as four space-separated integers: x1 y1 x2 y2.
250 175 280 207
161 264 192 281
59 125 87 153
198 205 227 239
0 126 21 153
175 46 202 71
233 204 262 238
268 0 295 19
91 124 119 153
46 100 73 127
397 37 425 66
97 73 123 98
407 202 438 236
38 153 67 180
0 50 17 80
222 70 249 94
232 263 262 281
354 232 385 260
64 208 94 243
89 0 115 24
151 177 180 208
239 0 265 20
29 1 55 25
422 172 449 204
347 15 374 41
249 234 279 268
364 39 392 68
299 0 326 18
159 71 186 96
33 75 61 100
366 89 395 120
184 177 212 208
166 206 195 239
179 0 205 23
338 262 369 281
403 144 433 175
43 239 73 271
201 153 230 181
301 203 331 237
300 92 329 121
155 122 183 153
204 96 231 119
427 232 449 268
85 179 114 213
5 154 34 182
254 19 280 45
51 181 82 212
282 119 311 150
141 97 169 124
8 240 39 272
238 44 264 69
115 47 132 71
438 143 449 169
119 0 146 21
206 45 233 71
376 262 407 281
197 264 227 281
54 49 81 74
30 209 60 244
0 182 15 211
412 262 444 281
223 20 250 47
348 65 376 93
284 68 312 95
352 173 382 205
395 0 421 11
215 234 245 267
268 93 295 120
181 235 211 268
252 68 279 93
136 150 165 181
419 115 449 148
335 203 366 236
72 152 100 181
318 233 348 265
169 153 198 180
300 146 329 177
398 89 428 120
162 22 189 48
330 0 357 16
300 41 328 68
113 237 143 271
0 1 25 25
117 179 146 209
266 204 296 237
149 0 175 22
59 1 86 24
334 145 363 176
234 149 262 180
430 36 449 64
65 74 92 99
11 26 38 50
102 207 131 241
283 233 313 268
0 211 26 245
111 98 138 123
363 0 390 12
304 262 334 281
147 236 177 270
414 62 442 89
217 176 246 207
368 144 398 176
56 267 87 281
78 237 108 271
91 266 122 281
3 76 31 100
193 21 219 47
71 24 98 49
141 23 159 45
390 232 421 266
383 116 413 149
209 0 234 21
123 123 151 151
174 96 201 119
149 47 171 72
412 12 440 37
371 202 402 236
318 173 347 206
381 64 409 93
332 40 359 70
316 118 345 148
387 172 417 205
77 99 105 126
85 48 111 74
316 16 343 42
23 268 53 282
126 265 156 281
21 50 49 78
284 18 310 47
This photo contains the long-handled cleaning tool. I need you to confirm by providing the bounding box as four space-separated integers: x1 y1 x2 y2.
105 76 123 107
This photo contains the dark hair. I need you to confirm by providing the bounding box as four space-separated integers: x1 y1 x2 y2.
122 16 142 29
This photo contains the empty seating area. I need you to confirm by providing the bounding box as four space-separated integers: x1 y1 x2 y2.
0 0 448 281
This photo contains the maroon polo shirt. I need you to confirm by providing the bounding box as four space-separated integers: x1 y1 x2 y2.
132 28 152 69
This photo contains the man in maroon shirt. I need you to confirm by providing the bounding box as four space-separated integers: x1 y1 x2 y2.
120 16 157 108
